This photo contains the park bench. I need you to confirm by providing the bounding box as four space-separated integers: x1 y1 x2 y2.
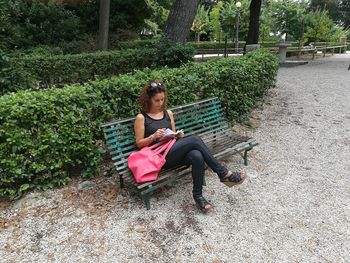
101 97 258 209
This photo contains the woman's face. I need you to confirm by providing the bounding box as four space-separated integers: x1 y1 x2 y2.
150 92 165 111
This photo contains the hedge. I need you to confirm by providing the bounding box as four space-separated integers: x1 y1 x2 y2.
0 49 279 198
113 39 158 50
1 41 195 95
20 48 155 88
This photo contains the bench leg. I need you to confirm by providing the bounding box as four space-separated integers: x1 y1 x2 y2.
143 194 151 210
243 147 253 166
243 150 248 166
119 175 125 188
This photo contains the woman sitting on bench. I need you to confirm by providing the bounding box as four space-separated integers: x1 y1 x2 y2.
133 80 246 212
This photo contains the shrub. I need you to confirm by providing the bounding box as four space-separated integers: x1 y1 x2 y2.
0 49 279 198
152 39 195 68
2 44 195 94
0 0 82 50
6 48 156 91
0 50 37 94
112 39 158 50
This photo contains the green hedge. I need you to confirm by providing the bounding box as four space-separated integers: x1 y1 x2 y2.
1 42 195 95
18 48 155 88
113 39 158 50
115 40 281 50
0 49 279 198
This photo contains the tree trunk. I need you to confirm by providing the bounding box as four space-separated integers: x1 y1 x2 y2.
245 0 262 45
164 0 200 43
98 0 110 51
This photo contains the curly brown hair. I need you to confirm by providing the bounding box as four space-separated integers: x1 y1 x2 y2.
139 80 168 113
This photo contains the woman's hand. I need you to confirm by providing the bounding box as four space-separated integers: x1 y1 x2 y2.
176 129 184 139
152 128 166 140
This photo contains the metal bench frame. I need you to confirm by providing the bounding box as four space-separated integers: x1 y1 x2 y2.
101 97 258 209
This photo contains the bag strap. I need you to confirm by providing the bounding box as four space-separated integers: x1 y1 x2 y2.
153 138 176 156
149 139 168 150
162 138 176 157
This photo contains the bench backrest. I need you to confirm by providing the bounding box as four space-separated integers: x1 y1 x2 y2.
101 97 229 176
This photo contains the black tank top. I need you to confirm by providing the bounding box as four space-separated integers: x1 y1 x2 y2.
143 110 172 138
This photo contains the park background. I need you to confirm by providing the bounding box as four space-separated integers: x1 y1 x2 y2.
0 0 349 198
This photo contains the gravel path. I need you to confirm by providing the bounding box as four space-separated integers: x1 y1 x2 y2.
1 54 350 263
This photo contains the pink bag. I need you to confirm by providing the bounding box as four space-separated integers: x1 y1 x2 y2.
128 138 176 184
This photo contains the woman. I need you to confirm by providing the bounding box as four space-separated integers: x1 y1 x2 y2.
134 80 246 212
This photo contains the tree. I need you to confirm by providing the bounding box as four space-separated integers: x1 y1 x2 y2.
219 0 237 40
0 0 81 50
259 4 273 43
98 0 110 51
304 9 334 43
270 0 308 42
191 5 210 41
145 0 172 35
339 0 350 28
245 0 262 45
219 0 249 43
209 1 223 41
309 0 341 23
164 0 200 42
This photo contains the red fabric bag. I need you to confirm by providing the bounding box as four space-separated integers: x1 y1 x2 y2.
127 138 176 184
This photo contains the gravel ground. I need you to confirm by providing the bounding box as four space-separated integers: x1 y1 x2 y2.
1 54 350 263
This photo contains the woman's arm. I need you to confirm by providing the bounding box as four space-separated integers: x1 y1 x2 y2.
134 114 153 149
168 110 184 138
168 110 176 132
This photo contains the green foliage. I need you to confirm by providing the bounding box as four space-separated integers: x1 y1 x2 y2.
309 0 342 23
1 42 196 94
209 2 223 41
0 0 81 50
0 50 37 94
109 0 152 32
0 49 278 198
153 38 195 68
340 0 350 28
67 0 152 34
329 26 349 43
200 49 279 120
145 0 170 33
112 39 159 50
191 5 211 41
190 41 246 49
269 0 308 42
260 4 276 43
0 86 104 198
0 49 155 93
304 10 335 43
219 0 249 41
0 0 157 51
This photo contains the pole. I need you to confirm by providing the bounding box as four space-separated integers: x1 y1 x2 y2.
224 36 228 57
235 10 239 53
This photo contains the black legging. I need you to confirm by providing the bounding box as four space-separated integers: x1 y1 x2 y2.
163 135 228 196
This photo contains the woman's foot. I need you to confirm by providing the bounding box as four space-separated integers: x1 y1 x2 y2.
193 195 212 212
220 171 246 187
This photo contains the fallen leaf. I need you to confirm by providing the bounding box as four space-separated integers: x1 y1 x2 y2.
106 190 117 200
134 225 146 233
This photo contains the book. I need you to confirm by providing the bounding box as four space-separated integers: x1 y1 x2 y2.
159 128 182 141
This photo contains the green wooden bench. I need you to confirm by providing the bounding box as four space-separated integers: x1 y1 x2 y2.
101 97 258 209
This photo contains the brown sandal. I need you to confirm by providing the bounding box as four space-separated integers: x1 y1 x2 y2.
220 171 246 187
